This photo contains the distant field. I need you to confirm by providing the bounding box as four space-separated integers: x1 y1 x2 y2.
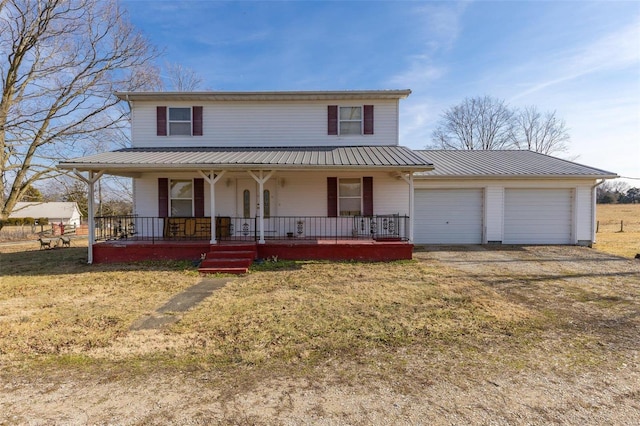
594 204 640 258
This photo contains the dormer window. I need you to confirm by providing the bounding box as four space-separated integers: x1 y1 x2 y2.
168 108 192 136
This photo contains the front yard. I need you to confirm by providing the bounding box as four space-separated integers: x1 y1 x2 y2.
0 242 638 424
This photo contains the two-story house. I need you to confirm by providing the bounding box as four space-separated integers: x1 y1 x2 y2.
59 90 616 273
60 90 435 272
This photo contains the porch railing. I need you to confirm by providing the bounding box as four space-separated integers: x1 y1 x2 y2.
94 215 409 243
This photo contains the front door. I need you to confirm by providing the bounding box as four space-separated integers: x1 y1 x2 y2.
236 178 277 238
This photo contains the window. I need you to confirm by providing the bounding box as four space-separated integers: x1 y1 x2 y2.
168 107 192 136
339 106 362 135
170 179 193 216
243 190 250 218
338 178 361 216
263 190 271 218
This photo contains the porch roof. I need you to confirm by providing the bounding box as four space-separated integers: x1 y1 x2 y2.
58 146 434 173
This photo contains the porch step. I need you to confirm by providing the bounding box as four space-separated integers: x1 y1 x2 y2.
198 267 251 275
207 250 256 259
198 243 257 275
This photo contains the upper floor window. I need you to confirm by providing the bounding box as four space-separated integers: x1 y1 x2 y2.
169 107 192 136
157 106 203 136
339 107 362 135
328 105 374 136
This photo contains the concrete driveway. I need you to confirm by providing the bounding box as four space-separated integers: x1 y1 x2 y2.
415 244 639 285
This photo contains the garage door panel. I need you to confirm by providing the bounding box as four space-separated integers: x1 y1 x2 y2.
504 189 572 244
414 189 483 244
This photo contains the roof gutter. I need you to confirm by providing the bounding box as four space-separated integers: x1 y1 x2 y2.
114 90 412 102
413 174 619 180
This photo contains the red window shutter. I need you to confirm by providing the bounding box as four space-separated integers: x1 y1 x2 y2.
158 178 168 217
327 177 338 217
157 106 167 136
192 106 203 136
194 178 205 217
363 105 374 135
363 177 373 216
328 105 338 135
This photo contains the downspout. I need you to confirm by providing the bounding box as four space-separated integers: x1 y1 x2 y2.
591 179 606 245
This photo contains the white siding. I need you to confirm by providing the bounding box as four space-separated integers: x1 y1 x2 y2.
413 178 600 245
484 185 504 243
504 188 573 244
133 171 409 218
575 185 593 243
131 99 399 148
414 189 484 244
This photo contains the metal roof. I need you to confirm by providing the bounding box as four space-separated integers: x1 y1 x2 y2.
115 90 412 102
58 146 434 172
415 150 618 179
10 202 81 219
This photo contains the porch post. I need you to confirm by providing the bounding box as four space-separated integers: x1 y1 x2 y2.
247 170 274 244
400 172 415 242
87 172 95 263
72 169 104 264
198 170 226 244
258 171 265 244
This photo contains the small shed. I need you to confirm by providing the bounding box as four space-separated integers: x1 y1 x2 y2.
10 202 83 226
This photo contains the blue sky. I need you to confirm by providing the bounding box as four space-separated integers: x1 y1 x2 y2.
122 0 640 183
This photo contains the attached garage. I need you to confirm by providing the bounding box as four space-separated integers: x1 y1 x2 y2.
414 150 618 246
504 188 573 244
414 188 483 244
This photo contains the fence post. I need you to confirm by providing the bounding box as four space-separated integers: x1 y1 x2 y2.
596 220 599 233
620 220 624 233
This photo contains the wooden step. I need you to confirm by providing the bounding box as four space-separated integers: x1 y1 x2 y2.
198 267 249 275
199 258 253 269
198 243 257 274
207 250 256 259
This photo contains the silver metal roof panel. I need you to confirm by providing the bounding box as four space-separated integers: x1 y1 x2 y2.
58 146 434 172
415 150 617 178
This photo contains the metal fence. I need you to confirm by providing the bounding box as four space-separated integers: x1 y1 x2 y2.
94 215 409 242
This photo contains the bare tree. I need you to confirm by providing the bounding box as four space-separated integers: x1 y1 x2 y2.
512 106 570 155
431 96 515 150
0 0 159 225
163 62 203 91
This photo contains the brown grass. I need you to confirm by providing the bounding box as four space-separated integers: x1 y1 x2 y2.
0 240 200 360
3 240 636 383
1 242 638 423
594 204 640 258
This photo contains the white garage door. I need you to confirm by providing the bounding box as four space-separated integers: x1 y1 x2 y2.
504 189 573 244
414 189 483 244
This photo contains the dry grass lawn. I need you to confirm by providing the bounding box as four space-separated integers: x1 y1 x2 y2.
0 240 638 423
594 204 640 258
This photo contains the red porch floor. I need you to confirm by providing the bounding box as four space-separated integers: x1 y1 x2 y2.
92 239 413 264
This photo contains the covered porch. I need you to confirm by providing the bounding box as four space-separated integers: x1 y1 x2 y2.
57 146 433 266
92 214 412 269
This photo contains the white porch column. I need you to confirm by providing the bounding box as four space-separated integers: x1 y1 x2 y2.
199 170 226 244
247 170 274 244
400 172 415 242
72 169 104 264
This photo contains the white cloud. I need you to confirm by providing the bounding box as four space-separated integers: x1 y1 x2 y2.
389 2 467 89
510 19 640 101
